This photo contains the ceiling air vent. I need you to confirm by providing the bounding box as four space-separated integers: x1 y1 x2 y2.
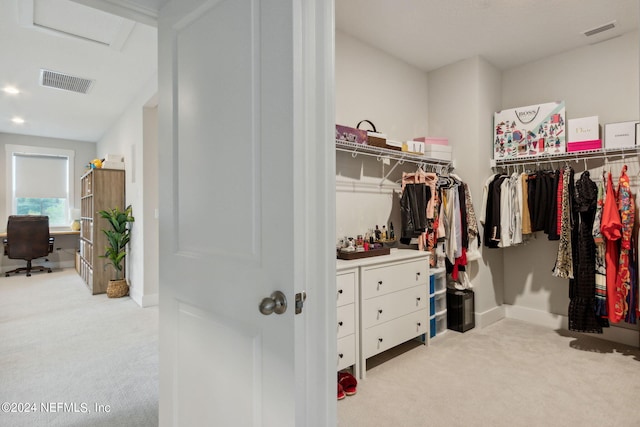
583 21 616 37
39 69 94 94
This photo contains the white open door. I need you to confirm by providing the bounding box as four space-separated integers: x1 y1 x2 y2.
158 0 335 426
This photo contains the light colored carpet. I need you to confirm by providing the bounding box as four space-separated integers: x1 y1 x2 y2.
0 268 158 427
338 319 640 427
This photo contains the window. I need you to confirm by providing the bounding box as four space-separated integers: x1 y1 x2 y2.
5 145 75 228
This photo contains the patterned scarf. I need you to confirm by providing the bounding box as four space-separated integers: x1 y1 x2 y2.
593 172 607 317
553 166 573 279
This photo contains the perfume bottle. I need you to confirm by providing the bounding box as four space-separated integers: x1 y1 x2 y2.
389 222 395 240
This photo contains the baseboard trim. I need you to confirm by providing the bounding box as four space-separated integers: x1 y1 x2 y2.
504 304 639 348
476 305 505 329
128 288 158 308
141 293 158 307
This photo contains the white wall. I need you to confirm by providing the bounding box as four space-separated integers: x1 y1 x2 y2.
97 73 158 307
335 31 429 241
500 30 640 344
336 31 429 141
427 56 505 326
142 104 159 305
0 133 96 271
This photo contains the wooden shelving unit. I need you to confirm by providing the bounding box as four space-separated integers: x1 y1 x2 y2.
79 169 125 294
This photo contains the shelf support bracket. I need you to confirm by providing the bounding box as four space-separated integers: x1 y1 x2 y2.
380 157 404 186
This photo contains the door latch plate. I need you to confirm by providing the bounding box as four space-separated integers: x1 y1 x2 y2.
295 291 307 314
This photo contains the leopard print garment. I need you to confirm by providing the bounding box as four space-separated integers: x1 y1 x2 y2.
553 166 574 279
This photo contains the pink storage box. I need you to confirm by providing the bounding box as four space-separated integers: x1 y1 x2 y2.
414 137 448 146
336 124 367 145
567 139 602 152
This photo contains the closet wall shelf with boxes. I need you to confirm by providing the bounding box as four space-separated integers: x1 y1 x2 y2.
490 146 640 170
336 139 453 184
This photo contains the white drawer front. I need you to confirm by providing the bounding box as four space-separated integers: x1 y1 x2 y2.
363 310 428 358
337 304 355 339
361 260 427 300
337 334 356 371
361 284 427 329
336 271 356 307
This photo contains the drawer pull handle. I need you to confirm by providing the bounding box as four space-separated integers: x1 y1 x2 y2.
338 353 344 359
416 297 421 301
338 289 343 294
378 309 383 314
378 338 383 343
416 272 421 276
378 280 383 285
417 322 422 326
338 321 343 326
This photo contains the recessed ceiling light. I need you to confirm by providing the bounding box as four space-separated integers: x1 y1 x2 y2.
11 117 25 124
3 86 20 94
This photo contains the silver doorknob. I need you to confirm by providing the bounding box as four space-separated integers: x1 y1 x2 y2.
259 291 287 315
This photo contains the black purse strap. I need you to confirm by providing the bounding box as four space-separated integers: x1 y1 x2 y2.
356 120 377 133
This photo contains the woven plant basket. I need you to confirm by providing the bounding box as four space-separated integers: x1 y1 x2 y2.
107 279 129 298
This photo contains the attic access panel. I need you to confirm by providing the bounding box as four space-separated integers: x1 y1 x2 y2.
19 0 135 50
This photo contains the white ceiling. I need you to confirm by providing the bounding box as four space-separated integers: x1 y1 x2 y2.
336 0 639 72
0 0 637 142
0 0 157 142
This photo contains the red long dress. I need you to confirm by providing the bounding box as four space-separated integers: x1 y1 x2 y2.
600 172 622 322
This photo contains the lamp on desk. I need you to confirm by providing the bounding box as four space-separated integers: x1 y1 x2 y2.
70 208 81 231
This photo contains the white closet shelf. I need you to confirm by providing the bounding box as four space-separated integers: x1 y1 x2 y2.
336 139 454 186
490 145 640 169
336 140 453 168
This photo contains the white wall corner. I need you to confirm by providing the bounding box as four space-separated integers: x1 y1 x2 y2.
141 292 159 307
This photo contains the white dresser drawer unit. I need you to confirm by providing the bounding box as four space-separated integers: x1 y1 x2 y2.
361 260 426 299
336 250 430 379
361 284 428 328
336 270 356 307
336 267 359 375
337 335 356 371
363 310 428 358
337 304 356 338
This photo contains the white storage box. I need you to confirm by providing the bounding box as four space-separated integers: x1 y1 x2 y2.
605 121 638 149
385 139 403 151
568 116 600 143
403 140 425 155
493 101 566 159
414 137 448 146
101 161 125 170
104 154 124 162
424 144 452 161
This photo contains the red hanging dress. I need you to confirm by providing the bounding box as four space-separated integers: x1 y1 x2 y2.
600 172 622 322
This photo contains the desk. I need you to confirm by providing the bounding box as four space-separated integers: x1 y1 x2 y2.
0 230 80 238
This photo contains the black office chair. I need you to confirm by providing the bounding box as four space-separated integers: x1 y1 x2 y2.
3 215 55 277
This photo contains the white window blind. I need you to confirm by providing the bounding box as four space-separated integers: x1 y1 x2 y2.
14 154 69 199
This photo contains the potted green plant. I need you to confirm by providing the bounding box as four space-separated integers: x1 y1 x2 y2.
98 205 135 298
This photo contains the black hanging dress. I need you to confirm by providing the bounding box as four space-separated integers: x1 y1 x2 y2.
568 171 602 333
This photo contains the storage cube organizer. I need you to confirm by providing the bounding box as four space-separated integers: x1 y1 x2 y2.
429 316 436 339
435 313 447 335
